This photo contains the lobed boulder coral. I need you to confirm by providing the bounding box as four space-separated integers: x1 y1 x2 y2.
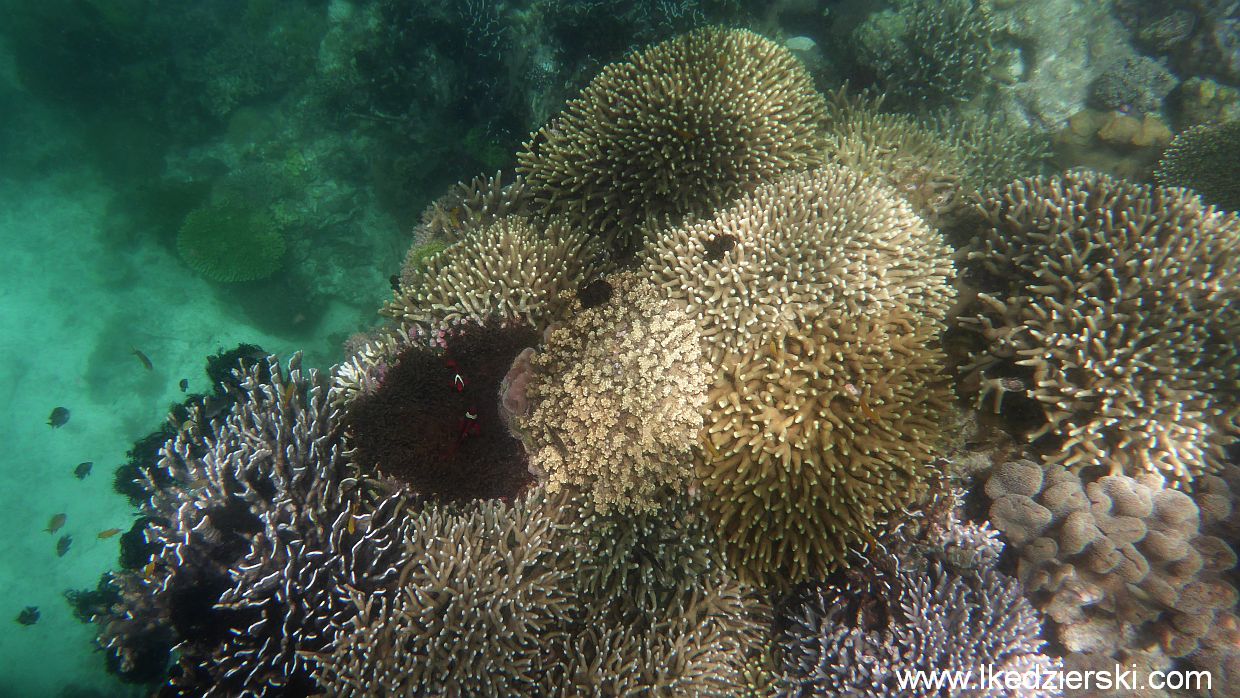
960 171 1240 483
516 26 829 257
986 459 1239 684
646 166 956 584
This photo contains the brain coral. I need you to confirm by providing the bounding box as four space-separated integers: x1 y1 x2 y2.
961 171 1240 483
519 271 709 512
1155 119 1240 212
986 459 1239 682
177 203 286 282
384 214 606 331
516 27 828 257
645 166 957 583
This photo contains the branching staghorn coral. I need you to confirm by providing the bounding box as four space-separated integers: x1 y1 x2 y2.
306 489 581 697
852 0 1000 108
518 272 709 512
1155 120 1240 212
819 89 970 225
777 557 1058 697
985 458 1239 689
384 214 607 331
309 486 773 697
97 355 414 697
645 166 956 366
410 170 532 246
516 26 828 257
960 171 1240 483
645 166 957 584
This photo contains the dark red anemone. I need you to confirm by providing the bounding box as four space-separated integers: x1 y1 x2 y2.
346 321 538 501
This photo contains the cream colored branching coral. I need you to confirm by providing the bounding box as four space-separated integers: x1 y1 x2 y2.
516 27 828 257
645 166 956 367
961 171 1240 483
819 89 969 225
411 171 531 245
519 272 709 512
306 490 580 697
645 166 957 583
986 459 1239 685
384 214 606 330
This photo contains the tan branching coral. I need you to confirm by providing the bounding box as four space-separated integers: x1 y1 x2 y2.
384 214 606 330
986 459 1239 685
306 490 580 697
519 272 709 511
820 90 969 224
645 166 956 366
645 166 956 583
412 170 531 245
516 27 828 256
701 310 951 583
961 171 1240 483
544 571 772 697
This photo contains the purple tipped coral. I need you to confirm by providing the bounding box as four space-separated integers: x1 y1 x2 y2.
777 559 1060 697
98 354 414 696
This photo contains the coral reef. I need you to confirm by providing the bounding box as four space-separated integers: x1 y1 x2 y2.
97 355 413 697
960 171 1240 483
985 459 1239 685
1088 55 1178 115
343 320 539 501
852 0 1000 108
519 272 709 512
1156 119 1240 212
777 556 1058 697
176 203 286 283
516 27 828 257
384 215 606 330
646 166 956 583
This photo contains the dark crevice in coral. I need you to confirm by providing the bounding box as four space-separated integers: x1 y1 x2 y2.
347 321 538 501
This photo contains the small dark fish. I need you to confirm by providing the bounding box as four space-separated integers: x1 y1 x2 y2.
703 234 738 262
132 348 153 371
179 378 189 392
16 607 39 626
47 407 70 428
45 513 67 534
389 274 401 292
74 461 93 480
97 528 122 539
56 534 72 557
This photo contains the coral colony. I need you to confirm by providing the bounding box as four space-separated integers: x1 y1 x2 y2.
87 25 1238 698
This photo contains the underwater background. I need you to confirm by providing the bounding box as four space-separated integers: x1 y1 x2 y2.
0 0 1237 696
